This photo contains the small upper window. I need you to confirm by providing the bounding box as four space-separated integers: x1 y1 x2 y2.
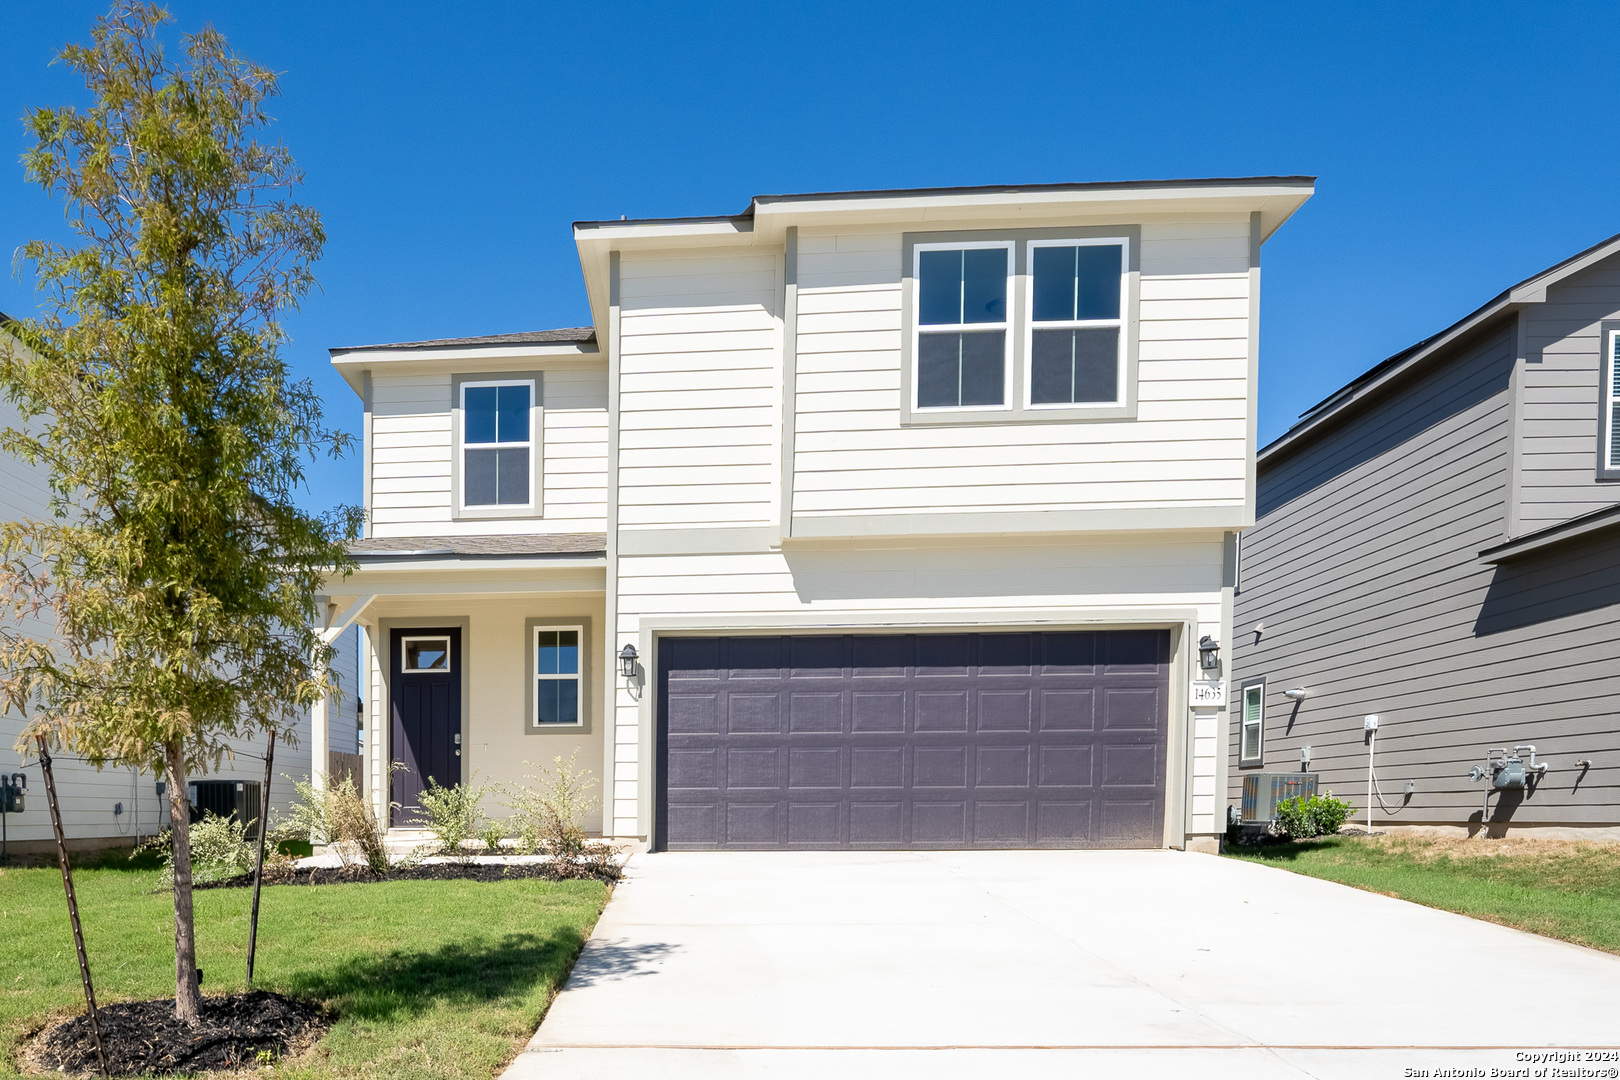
462 381 532 507
914 244 1011 410
1029 240 1125 406
534 628 582 726
1240 682 1265 767
1606 331 1620 470
403 636 451 673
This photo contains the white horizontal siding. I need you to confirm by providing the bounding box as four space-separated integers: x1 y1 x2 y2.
616 249 781 530
367 365 608 538
790 221 1253 520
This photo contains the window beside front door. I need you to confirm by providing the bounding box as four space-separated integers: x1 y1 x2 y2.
533 626 583 727
461 380 534 508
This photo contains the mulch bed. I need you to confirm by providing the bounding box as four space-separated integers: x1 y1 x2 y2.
29 991 325 1076
197 859 620 889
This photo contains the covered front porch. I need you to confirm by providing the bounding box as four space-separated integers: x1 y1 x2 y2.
313 534 609 836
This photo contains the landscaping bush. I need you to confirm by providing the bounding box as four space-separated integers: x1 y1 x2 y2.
278 772 391 872
1275 792 1354 839
137 812 256 888
414 773 493 858
504 752 624 880
505 751 594 857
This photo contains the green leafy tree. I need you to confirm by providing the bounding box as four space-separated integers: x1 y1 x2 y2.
0 3 360 1023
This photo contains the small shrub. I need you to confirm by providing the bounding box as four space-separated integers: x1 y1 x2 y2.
277 772 392 873
480 819 507 854
504 752 625 881
136 812 255 888
505 752 594 857
414 774 492 858
1275 792 1354 840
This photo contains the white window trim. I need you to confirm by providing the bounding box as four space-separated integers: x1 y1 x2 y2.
532 623 585 729
1239 678 1265 768
1024 236 1129 410
401 635 453 674
1602 328 1620 475
910 240 1015 414
456 375 537 514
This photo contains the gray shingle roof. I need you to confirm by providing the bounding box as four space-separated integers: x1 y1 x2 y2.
337 327 596 351
349 533 606 558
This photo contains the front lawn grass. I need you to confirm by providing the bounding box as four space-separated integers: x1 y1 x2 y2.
1225 833 1620 954
0 851 608 1078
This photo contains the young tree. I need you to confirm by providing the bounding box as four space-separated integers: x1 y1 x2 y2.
0 3 360 1023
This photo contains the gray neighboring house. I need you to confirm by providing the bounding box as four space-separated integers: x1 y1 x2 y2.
1229 233 1620 838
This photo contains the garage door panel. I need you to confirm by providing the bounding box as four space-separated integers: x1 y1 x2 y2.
789 803 840 843
977 746 1032 786
788 635 846 675
916 691 969 731
788 692 844 732
726 693 782 733
658 631 1169 850
1037 688 1096 731
726 747 781 789
976 801 1032 842
667 693 722 734
913 802 968 843
1039 745 1093 787
851 746 904 787
788 747 842 789
978 690 1033 731
852 692 905 732
850 802 903 843
1037 800 1092 842
1102 687 1163 730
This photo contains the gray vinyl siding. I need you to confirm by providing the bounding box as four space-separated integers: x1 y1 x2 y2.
1231 319 1620 828
1516 255 1620 532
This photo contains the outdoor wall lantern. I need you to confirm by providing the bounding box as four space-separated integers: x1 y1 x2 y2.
1197 635 1220 671
618 644 640 679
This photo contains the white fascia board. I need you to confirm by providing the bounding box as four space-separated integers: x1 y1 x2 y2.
330 341 601 394
753 183 1314 235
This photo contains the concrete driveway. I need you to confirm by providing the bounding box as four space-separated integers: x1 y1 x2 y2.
507 850 1620 1079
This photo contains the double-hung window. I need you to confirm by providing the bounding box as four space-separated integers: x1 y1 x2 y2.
1029 239 1124 406
914 243 1012 410
1603 328 1620 475
533 626 582 727
1239 680 1265 767
460 379 534 509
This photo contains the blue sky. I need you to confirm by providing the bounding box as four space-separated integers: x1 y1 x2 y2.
5 2 1620 517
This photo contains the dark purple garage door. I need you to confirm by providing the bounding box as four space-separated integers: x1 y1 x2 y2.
656 630 1170 850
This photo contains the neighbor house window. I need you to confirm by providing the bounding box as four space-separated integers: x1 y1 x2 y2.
402 636 451 673
1240 680 1265 767
534 627 582 726
1605 330 1620 471
1028 239 1125 406
913 243 1012 410
461 380 533 508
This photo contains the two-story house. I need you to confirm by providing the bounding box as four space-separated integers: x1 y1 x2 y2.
1229 233 1620 838
319 177 1314 851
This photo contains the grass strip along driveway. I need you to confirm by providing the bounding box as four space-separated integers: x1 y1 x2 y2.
1226 833 1620 954
0 853 608 1079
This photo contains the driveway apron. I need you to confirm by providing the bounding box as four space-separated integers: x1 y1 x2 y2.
505 850 1620 1078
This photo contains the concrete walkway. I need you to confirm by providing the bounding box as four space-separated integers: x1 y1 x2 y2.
505 850 1620 1079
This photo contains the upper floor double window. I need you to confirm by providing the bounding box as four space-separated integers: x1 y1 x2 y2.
454 374 542 518
905 228 1138 423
